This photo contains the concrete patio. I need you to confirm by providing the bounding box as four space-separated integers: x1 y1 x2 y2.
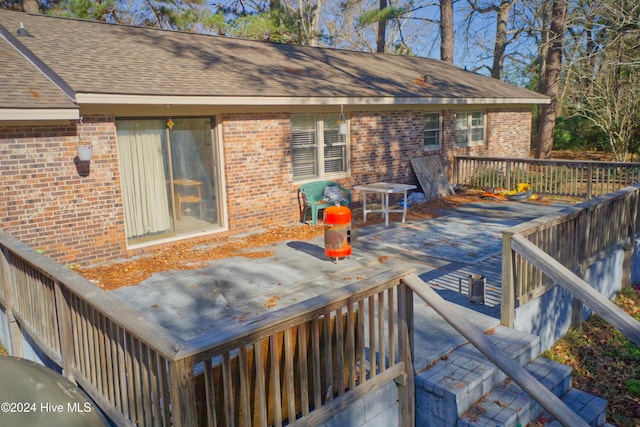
111 200 569 371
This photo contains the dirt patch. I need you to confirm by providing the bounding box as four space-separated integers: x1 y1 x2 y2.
543 285 640 427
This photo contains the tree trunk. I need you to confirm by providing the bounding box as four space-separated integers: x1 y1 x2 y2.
535 0 567 159
376 0 388 53
21 0 39 13
440 0 454 63
491 0 513 79
536 1 552 93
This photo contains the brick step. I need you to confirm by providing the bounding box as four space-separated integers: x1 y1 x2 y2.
458 357 574 426
416 326 542 426
541 389 608 427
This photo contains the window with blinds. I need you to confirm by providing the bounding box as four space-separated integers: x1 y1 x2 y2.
455 111 486 146
292 113 348 181
423 112 441 150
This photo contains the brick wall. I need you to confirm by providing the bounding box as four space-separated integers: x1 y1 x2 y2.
435 109 532 179
0 116 127 266
486 108 532 157
346 108 531 189
346 110 424 196
0 107 532 266
221 113 300 232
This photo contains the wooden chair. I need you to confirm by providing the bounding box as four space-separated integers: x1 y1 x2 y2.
173 179 202 220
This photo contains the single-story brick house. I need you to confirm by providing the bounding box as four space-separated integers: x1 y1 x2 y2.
0 10 548 266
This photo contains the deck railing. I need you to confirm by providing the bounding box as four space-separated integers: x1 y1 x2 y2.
455 156 640 199
500 184 640 327
0 232 415 427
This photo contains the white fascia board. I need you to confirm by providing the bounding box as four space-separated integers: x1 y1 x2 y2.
0 108 80 121
75 93 550 106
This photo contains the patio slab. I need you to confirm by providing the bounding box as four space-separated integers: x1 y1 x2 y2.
111 200 569 370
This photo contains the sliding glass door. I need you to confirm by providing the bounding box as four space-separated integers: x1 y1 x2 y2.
116 117 220 243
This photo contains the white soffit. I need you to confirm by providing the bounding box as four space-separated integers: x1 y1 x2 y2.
0 108 80 121
75 94 550 106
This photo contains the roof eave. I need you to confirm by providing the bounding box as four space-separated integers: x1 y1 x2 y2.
0 108 80 121
75 93 551 106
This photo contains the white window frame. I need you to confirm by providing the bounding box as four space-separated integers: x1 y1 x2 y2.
291 113 350 182
423 112 442 151
456 111 486 147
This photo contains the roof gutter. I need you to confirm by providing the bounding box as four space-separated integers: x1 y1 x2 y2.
75 93 551 106
0 22 77 103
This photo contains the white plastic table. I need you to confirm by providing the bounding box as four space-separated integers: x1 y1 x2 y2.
353 182 417 226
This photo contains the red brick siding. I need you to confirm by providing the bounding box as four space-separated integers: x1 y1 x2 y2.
221 113 300 233
344 111 424 200
435 109 531 179
0 108 532 266
485 109 532 157
0 116 127 266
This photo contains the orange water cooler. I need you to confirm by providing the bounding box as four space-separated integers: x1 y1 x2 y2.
323 204 352 260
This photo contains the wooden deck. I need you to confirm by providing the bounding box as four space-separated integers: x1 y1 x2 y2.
2 160 640 426
0 237 416 427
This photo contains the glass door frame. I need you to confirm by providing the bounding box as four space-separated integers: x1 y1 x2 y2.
116 115 226 247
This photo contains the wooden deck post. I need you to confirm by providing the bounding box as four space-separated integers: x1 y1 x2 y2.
501 231 516 328
0 248 23 357
586 163 593 199
169 357 198 427
571 209 589 330
54 282 76 381
397 283 415 427
622 190 638 290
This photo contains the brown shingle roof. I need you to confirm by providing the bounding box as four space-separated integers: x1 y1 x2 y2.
0 32 76 110
0 10 548 103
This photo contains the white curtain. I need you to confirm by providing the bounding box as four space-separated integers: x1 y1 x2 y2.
117 120 172 239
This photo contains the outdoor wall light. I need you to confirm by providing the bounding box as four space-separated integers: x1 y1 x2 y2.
77 145 93 161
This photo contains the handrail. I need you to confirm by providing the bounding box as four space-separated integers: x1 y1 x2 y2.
511 235 640 346
457 155 640 167
455 155 640 199
402 273 590 427
501 184 640 327
178 269 412 360
0 230 184 358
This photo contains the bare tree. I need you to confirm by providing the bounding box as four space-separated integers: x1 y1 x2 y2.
465 0 519 79
293 0 322 46
535 0 567 159
575 64 639 161
564 0 640 161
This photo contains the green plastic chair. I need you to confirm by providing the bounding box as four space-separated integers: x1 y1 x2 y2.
300 181 351 225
